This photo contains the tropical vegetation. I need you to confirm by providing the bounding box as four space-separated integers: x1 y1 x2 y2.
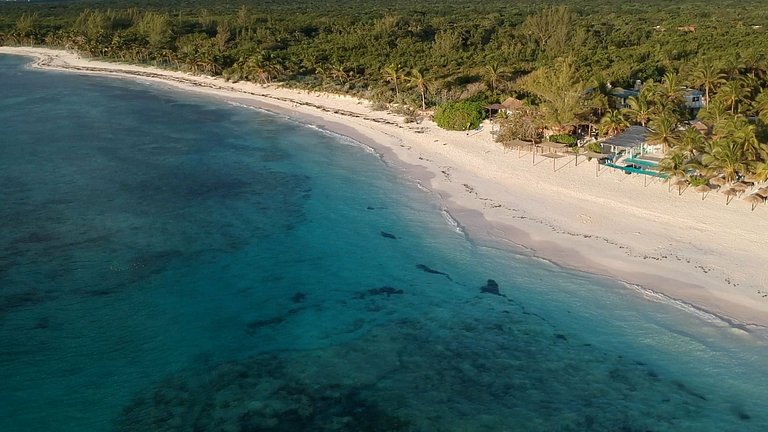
2 0 768 185
433 100 486 131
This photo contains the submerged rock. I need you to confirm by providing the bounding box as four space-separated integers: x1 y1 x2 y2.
416 264 453 281
116 356 410 432
114 314 724 432
245 316 285 334
480 279 500 295
368 286 404 297
354 286 404 299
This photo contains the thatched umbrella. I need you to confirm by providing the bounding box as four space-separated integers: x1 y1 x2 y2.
665 175 679 192
742 174 759 184
731 182 749 196
541 152 566 171
584 151 611 177
672 178 689 196
744 193 765 211
694 184 711 200
721 187 738 205
752 187 768 206
516 141 534 158
710 177 727 187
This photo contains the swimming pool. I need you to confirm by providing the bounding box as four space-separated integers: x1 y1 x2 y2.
623 156 660 168
605 161 667 178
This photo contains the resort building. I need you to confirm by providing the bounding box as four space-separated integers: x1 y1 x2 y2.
487 97 526 118
601 126 664 178
608 84 705 115
608 87 639 109
683 88 704 116
603 125 655 155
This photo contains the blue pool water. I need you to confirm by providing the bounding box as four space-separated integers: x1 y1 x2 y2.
605 161 666 178
623 156 660 168
2 54 768 431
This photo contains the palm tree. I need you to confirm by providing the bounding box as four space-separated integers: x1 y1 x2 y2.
648 112 680 153
722 58 745 80
587 76 611 118
754 89 768 125
658 150 688 191
697 99 729 127
243 56 272 84
484 62 505 93
702 140 747 183
330 63 349 84
715 116 760 159
382 64 403 99
15 12 41 45
313 64 329 85
599 110 629 137
408 68 430 111
688 59 726 105
235 5 253 33
741 73 760 101
751 160 768 182
677 128 706 159
652 72 684 112
622 86 654 126
716 78 749 114
742 53 768 86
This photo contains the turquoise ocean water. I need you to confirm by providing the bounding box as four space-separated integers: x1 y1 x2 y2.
2 54 768 431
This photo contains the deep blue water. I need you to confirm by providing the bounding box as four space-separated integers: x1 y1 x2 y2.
2 54 768 431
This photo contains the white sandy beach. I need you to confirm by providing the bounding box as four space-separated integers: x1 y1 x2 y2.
2 46 767 331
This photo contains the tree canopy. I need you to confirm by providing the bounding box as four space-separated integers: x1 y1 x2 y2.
3 0 768 105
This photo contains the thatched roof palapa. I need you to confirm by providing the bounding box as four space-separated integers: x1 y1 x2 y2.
583 151 611 159
744 193 765 211
501 97 525 110
709 177 727 187
721 187 738 205
541 142 568 150
694 184 711 200
689 120 711 136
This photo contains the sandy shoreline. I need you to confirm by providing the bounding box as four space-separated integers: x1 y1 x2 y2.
3 46 767 332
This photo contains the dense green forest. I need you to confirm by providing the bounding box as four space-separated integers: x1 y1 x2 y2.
1 0 768 184
3 0 768 94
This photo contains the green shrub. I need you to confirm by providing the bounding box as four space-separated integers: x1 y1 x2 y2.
390 104 416 117
370 101 389 111
688 176 709 187
548 134 577 146
434 100 486 131
587 142 603 153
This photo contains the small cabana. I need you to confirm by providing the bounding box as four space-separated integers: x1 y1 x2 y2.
539 152 567 171
537 142 568 170
689 120 711 137
540 142 569 152
583 151 612 177
501 97 524 112
603 126 650 155
486 103 505 118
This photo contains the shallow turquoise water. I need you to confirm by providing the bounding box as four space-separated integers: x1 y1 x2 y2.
2 54 768 431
